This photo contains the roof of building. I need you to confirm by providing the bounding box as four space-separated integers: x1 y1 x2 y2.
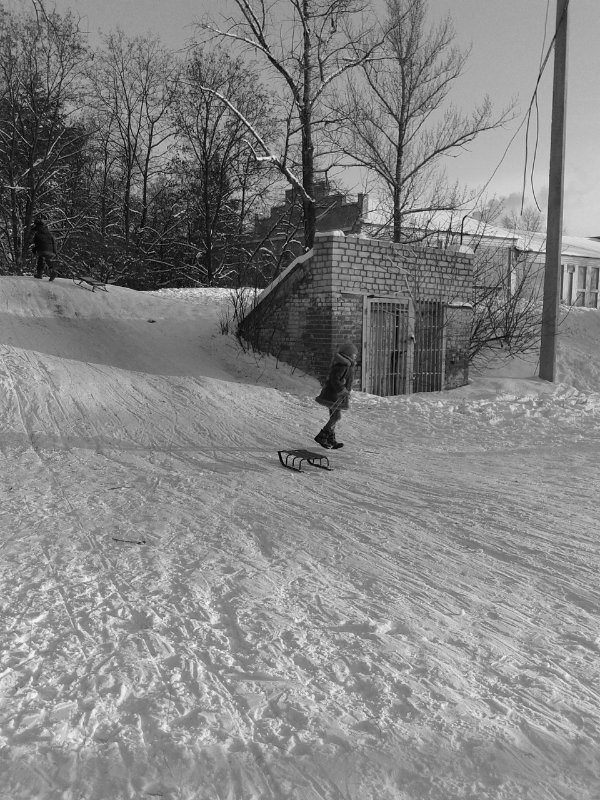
362 208 600 260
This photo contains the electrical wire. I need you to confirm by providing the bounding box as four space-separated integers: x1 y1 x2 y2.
522 0 551 213
469 0 569 219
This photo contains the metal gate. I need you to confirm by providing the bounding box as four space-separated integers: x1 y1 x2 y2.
363 297 414 396
413 301 445 392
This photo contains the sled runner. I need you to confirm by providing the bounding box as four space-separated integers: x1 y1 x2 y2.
73 274 108 292
278 449 332 472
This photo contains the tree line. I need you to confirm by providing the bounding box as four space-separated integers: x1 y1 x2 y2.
0 0 512 290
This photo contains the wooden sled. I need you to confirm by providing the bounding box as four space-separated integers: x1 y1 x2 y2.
278 449 332 472
73 274 108 292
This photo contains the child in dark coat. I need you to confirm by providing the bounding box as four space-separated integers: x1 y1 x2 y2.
31 218 57 281
314 341 358 449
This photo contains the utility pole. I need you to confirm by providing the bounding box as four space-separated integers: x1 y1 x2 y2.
539 0 569 381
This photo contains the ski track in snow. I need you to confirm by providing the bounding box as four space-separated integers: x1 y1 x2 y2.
0 279 600 799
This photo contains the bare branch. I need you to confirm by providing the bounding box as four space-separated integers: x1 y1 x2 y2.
199 84 312 204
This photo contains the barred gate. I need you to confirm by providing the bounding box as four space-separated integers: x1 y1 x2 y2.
362 297 414 396
362 297 446 396
413 300 445 392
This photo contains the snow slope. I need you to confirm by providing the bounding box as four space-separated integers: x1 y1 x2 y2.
1 276 600 800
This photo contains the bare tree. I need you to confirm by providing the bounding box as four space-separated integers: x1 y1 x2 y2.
0 2 88 269
201 0 383 250
500 206 545 233
470 249 544 366
172 46 276 284
329 0 514 242
437 209 546 366
89 30 179 253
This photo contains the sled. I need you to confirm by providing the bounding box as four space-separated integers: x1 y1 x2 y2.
278 449 332 472
73 274 108 292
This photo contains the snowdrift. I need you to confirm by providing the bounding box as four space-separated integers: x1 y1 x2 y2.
1 276 600 800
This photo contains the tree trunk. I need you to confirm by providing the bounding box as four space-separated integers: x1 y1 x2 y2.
393 185 402 243
10 186 22 272
140 124 154 231
302 126 316 251
203 178 213 284
393 132 403 243
123 159 133 253
300 0 316 251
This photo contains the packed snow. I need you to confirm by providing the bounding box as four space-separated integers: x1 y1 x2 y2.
1 276 599 800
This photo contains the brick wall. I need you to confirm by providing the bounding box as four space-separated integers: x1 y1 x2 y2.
239 232 474 390
238 243 336 378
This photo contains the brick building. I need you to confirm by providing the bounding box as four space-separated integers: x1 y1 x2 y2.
253 182 368 240
239 232 474 395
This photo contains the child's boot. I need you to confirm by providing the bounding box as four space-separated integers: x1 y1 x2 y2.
314 429 332 449
328 430 344 449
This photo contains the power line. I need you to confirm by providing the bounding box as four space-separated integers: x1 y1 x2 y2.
469 0 568 218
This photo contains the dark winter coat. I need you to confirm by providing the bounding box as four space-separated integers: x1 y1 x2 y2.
315 351 355 411
32 224 56 257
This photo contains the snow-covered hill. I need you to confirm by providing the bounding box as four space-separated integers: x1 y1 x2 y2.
1 276 599 800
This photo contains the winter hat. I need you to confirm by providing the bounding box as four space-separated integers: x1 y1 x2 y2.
339 341 358 358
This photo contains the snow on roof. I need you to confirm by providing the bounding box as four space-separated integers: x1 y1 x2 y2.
528 231 600 259
488 225 600 260
362 208 600 260
429 215 600 259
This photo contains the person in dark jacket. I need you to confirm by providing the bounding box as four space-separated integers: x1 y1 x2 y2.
31 218 57 281
314 341 358 449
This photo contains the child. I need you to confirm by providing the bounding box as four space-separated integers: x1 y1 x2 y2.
31 217 57 281
314 341 358 449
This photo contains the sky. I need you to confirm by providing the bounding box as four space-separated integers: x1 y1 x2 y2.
432 0 600 237
8 0 600 237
